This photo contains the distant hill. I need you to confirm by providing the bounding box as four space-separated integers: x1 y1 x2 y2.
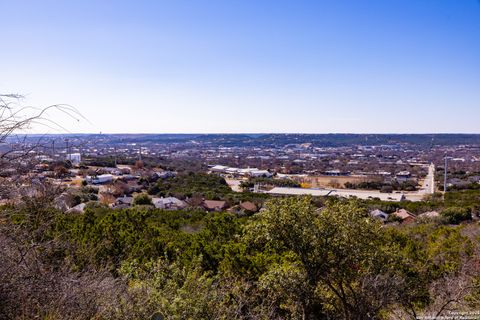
10 133 480 147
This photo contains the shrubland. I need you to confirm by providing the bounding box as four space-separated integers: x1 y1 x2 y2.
1 193 479 319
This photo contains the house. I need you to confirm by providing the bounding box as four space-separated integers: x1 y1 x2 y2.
126 181 143 193
239 201 258 213
324 170 350 176
369 209 389 221
114 196 134 207
152 197 188 210
229 201 259 215
392 209 416 224
155 171 176 179
395 171 411 183
203 200 228 212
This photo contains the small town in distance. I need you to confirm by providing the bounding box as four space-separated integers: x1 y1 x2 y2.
4 133 480 224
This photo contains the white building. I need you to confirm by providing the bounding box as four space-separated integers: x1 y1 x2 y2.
67 153 82 165
210 165 273 177
86 174 113 184
248 169 273 178
210 165 229 173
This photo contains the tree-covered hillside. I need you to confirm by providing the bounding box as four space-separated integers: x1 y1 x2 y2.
1 196 479 319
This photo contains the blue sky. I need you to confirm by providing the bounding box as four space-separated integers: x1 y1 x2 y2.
1 0 479 133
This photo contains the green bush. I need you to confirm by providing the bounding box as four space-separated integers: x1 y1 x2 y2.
150 173 231 199
133 193 153 206
441 207 472 224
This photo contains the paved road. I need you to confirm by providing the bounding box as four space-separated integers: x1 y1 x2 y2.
264 163 437 203
419 163 435 195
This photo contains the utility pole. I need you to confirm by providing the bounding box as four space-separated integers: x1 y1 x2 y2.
444 156 448 193
114 146 117 167
139 146 142 161
65 138 70 161
52 140 55 156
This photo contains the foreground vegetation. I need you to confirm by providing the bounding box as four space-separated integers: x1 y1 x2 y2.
1 193 479 320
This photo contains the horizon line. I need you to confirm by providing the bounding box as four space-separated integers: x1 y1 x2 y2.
16 132 480 136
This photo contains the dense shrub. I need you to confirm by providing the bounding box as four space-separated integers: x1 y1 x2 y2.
1 196 479 319
441 207 472 224
149 172 231 199
133 193 153 206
